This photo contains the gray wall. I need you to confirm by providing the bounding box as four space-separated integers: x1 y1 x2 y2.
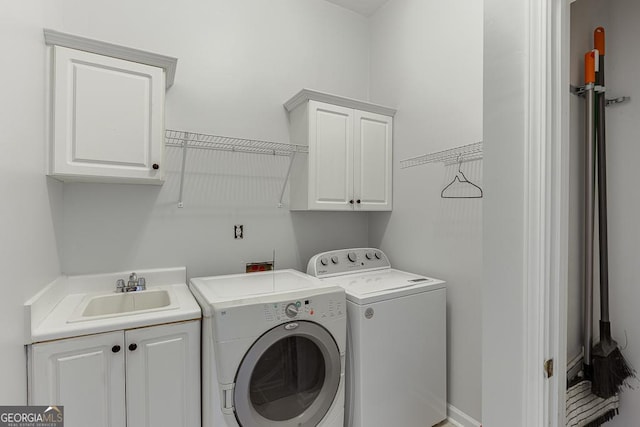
571 0 640 424
0 2 63 402
368 0 483 421
483 0 527 424
1 0 373 401
606 2 640 422
568 0 610 370
49 0 373 277
2 1 485 418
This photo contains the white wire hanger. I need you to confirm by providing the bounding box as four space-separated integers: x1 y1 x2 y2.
441 155 483 199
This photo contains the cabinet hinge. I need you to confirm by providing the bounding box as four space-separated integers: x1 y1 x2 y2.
544 359 554 378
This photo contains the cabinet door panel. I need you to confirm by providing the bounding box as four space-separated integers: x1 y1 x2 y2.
309 101 354 210
51 46 164 183
354 111 392 211
30 332 126 427
125 321 200 427
73 63 150 166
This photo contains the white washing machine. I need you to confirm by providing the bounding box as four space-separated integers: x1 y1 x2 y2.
307 248 447 427
189 269 346 427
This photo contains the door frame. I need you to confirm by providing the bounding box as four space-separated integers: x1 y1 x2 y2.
524 0 570 425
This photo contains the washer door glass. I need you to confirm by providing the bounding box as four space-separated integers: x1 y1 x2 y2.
234 321 341 427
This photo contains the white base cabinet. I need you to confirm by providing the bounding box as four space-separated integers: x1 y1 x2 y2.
28 321 200 427
285 90 395 211
30 331 126 427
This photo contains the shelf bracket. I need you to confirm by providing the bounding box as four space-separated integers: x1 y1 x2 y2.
278 152 297 208
606 96 631 106
177 133 190 208
570 85 630 106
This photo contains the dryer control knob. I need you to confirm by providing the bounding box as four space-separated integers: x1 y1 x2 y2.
347 252 357 262
331 256 339 264
365 252 374 260
285 303 299 318
320 257 328 266
374 252 381 259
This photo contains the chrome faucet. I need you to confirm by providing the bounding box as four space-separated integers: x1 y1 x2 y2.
116 273 146 292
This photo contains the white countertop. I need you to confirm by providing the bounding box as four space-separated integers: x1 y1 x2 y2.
24 267 201 344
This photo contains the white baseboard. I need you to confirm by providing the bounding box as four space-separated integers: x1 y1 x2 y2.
447 404 482 427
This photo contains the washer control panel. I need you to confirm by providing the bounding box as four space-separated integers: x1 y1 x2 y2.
263 295 344 323
307 248 391 278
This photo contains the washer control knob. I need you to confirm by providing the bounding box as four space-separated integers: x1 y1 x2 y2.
347 252 357 262
374 252 381 259
320 257 329 266
331 256 339 264
285 303 299 318
365 252 374 260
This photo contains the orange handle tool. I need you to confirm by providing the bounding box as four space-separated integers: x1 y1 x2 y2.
585 51 596 84
594 27 605 56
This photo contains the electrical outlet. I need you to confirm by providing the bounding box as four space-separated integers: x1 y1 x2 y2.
234 225 243 239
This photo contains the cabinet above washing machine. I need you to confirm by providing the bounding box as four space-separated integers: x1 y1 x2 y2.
284 89 396 211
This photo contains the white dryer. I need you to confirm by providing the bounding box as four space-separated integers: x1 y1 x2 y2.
189 269 346 427
307 248 447 427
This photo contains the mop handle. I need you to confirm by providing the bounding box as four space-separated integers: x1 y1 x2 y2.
583 50 596 365
595 27 610 322
595 27 605 56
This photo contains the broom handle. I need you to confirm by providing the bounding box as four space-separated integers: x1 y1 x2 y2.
584 51 596 366
595 27 610 323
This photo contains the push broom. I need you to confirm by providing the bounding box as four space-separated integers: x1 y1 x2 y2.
590 26 636 399
565 49 619 427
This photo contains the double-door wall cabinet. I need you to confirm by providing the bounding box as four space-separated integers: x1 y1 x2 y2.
44 29 177 184
28 320 200 427
285 89 396 211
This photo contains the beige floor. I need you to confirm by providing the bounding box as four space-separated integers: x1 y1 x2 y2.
435 421 458 427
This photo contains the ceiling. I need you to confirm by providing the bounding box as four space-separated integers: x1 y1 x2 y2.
323 0 390 17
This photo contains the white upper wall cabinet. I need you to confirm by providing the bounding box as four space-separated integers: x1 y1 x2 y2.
45 30 177 184
285 89 395 211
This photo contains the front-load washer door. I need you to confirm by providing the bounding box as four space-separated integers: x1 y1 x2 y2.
234 320 341 427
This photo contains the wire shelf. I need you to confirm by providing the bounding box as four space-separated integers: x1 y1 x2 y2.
164 129 306 208
165 129 308 156
400 141 483 169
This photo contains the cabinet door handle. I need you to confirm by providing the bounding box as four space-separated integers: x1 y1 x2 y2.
129 343 138 351
356 199 361 204
349 199 354 204
152 163 160 170
112 345 121 353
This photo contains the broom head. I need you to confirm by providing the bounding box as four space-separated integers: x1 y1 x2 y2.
591 320 636 398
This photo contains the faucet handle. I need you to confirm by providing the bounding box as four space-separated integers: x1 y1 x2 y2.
116 279 126 292
138 277 146 291
129 272 138 283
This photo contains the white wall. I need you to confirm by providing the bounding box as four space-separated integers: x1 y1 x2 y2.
368 0 483 421
482 0 528 424
1 0 373 401
571 0 640 424
44 0 373 277
0 2 62 402
1 0 487 416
